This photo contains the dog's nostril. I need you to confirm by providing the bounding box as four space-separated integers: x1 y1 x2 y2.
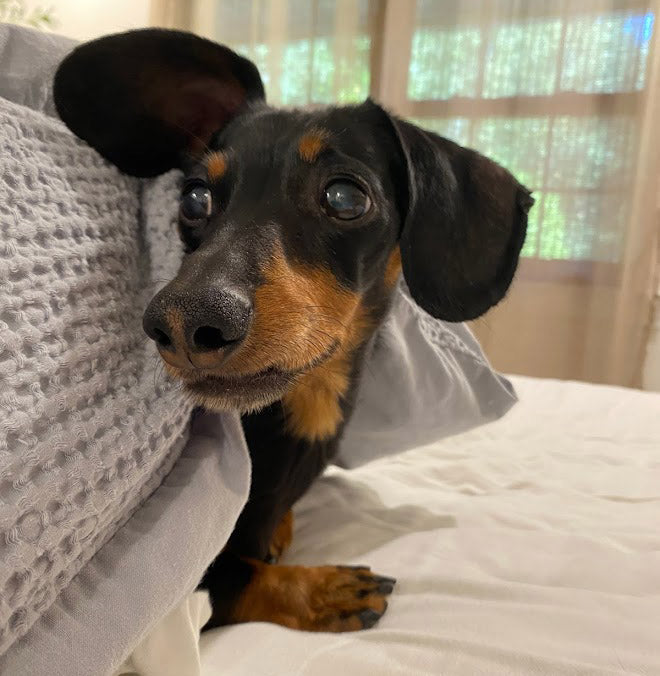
193 326 231 351
153 328 172 349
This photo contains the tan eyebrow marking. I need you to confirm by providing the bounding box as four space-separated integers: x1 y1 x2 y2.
207 151 228 180
298 128 330 163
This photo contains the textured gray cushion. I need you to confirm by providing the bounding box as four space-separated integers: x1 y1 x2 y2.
0 23 516 675
338 283 516 467
0 90 251 673
0 22 74 116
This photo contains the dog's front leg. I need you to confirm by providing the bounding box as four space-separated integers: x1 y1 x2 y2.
200 551 395 632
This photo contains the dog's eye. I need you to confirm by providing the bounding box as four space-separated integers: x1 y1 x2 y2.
322 180 371 221
181 184 212 221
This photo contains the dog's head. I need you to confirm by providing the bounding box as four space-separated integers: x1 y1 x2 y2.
54 29 532 415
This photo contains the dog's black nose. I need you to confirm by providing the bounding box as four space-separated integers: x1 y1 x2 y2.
143 285 252 362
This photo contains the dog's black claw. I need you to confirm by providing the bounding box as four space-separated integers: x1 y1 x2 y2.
374 575 397 586
339 565 370 571
356 573 396 594
355 578 395 597
359 606 385 629
377 580 395 595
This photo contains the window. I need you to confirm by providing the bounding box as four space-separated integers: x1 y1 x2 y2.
402 0 655 263
193 0 655 263
207 0 374 105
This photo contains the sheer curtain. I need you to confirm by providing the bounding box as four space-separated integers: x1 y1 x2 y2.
161 0 660 387
183 0 376 106
382 0 660 388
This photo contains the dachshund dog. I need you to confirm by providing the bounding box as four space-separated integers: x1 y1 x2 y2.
54 29 532 633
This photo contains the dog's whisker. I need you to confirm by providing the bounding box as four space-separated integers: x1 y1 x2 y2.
169 120 214 159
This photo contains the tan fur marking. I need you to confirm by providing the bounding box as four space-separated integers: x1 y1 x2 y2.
207 151 228 180
250 247 368 440
269 510 294 562
188 349 226 370
157 309 189 368
228 560 389 632
384 247 402 289
165 308 185 347
159 348 190 370
282 354 349 442
162 245 372 431
281 305 370 441
298 129 330 163
223 246 361 376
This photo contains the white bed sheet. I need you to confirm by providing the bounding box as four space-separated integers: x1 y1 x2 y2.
199 376 660 676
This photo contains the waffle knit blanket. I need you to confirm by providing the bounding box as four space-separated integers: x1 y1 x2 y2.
0 90 200 651
0 25 253 673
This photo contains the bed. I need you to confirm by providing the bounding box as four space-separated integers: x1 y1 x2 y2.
195 375 660 676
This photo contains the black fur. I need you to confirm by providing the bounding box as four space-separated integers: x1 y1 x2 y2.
54 29 264 177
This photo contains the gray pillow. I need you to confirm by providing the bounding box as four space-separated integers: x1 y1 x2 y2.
0 22 74 116
338 282 516 467
0 91 250 671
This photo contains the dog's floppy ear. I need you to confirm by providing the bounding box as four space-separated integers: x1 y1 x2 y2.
381 110 533 321
54 29 264 177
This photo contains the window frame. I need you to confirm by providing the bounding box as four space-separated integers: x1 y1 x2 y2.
369 0 654 275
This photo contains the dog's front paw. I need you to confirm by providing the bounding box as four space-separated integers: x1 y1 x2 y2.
266 510 294 563
307 565 396 631
228 561 396 632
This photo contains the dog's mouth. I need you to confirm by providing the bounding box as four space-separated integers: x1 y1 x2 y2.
172 340 340 412
187 365 297 402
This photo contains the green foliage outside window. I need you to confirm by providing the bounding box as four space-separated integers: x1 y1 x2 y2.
219 6 655 262
0 0 57 30
234 36 371 105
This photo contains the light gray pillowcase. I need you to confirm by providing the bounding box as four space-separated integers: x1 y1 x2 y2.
338 282 516 467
